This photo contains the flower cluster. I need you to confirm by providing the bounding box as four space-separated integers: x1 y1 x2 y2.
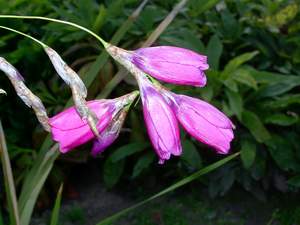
2 42 234 164
47 44 234 163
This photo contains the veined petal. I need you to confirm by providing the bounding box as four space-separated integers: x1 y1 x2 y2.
139 77 182 163
173 94 234 129
51 115 111 153
49 100 109 131
164 92 234 154
132 46 208 87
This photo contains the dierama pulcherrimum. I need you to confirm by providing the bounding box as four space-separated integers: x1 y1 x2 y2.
161 90 235 154
137 75 182 164
49 91 138 154
131 46 209 87
106 44 234 163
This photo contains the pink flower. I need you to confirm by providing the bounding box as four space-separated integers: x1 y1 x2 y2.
137 75 182 164
132 46 208 87
162 90 235 154
49 92 138 153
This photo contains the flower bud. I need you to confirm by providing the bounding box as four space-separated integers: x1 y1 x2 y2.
132 46 209 87
162 90 234 154
137 75 182 164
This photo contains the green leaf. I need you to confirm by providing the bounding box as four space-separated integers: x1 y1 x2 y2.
96 152 240 225
264 113 299 126
0 121 20 225
288 176 300 187
50 184 63 225
265 94 300 108
206 34 223 70
131 152 155 178
241 140 256 169
241 110 271 143
222 51 259 79
223 78 238 92
232 68 258 89
266 135 300 171
110 142 149 162
181 140 202 170
225 89 243 120
188 0 220 17
103 157 125 188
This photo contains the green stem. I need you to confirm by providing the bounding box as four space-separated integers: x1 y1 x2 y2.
0 15 108 48
0 25 46 47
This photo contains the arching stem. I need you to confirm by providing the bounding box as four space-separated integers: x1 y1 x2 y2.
0 15 108 48
0 25 47 47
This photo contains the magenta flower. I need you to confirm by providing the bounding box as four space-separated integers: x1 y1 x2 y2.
131 46 209 87
162 90 235 154
137 75 182 164
49 92 138 153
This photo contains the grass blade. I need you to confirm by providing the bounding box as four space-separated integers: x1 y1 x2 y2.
96 152 240 225
0 121 20 225
50 184 64 225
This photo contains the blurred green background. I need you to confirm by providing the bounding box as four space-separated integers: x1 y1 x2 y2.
1 0 300 224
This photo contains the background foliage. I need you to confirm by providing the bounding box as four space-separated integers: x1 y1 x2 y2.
1 0 300 223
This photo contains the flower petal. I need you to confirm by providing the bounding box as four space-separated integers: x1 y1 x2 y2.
174 94 234 129
139 79 182 163
166 93 234 154
51 115 111 153
49 100 108 131
132 46 208 87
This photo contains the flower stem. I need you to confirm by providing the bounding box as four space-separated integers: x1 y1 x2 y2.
0 25 47 47
0 15 108 48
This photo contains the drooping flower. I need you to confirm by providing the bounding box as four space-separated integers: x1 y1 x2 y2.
49 91 138 153
131 46 209 87
161 90 235 154
136 75 182 164
105 44 234 161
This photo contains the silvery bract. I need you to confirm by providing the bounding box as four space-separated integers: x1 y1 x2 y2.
0 57 50 131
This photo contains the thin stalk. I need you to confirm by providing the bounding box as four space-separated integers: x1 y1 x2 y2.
0 15 108 47
0 25 46 47
0 121 20 225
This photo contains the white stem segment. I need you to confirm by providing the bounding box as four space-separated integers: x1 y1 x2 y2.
0 89 6 95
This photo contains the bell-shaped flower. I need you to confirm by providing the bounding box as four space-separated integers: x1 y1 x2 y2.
49 91 138 153
137 75 182 164
162 90 234 154
131 46 209 87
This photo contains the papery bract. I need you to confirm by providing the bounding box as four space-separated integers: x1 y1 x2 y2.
163 91 234 154
90 90 139 156
91 110 127 156
138 76 182 164
132 46 208 87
